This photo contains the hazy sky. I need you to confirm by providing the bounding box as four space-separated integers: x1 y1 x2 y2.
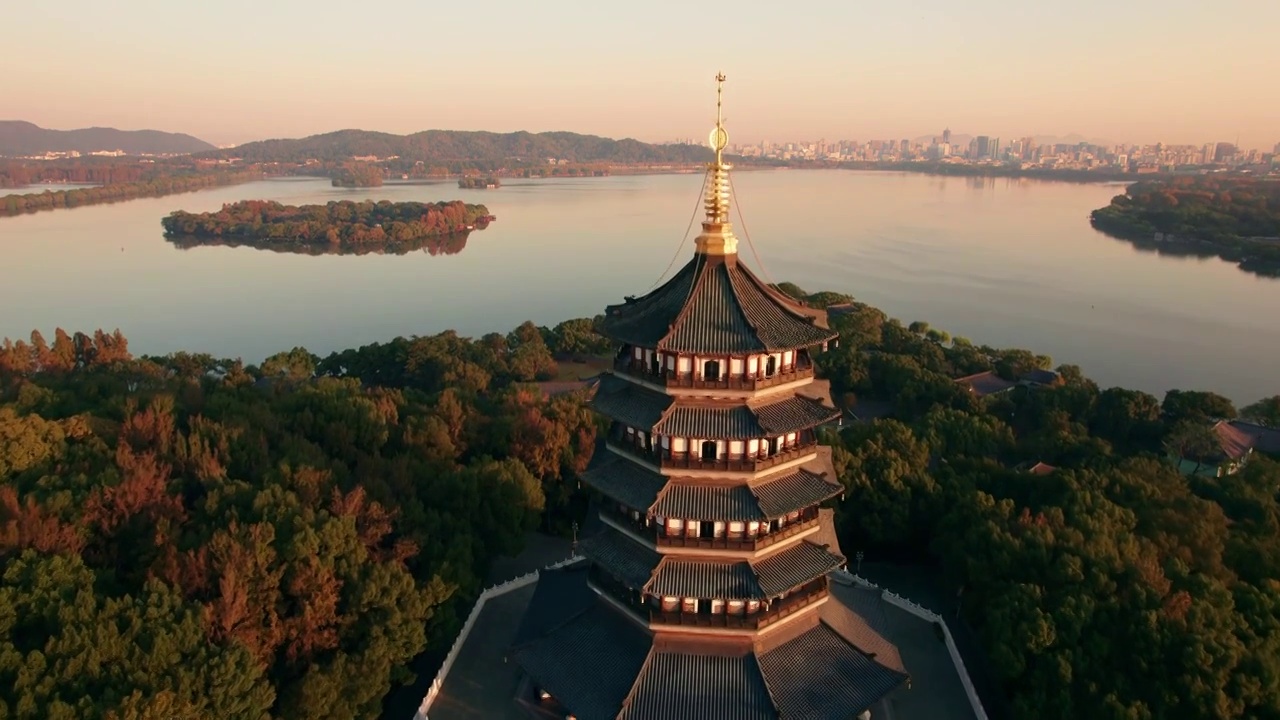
5 0 1278 149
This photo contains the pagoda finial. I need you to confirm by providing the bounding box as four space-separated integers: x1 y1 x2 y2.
696 72 738 256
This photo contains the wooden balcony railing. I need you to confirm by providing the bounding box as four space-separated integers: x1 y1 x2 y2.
598 504 821 553
589 565 829 631
613 355 814 392
606 429 818 474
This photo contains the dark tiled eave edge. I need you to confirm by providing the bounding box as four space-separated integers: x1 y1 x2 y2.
757 620 909 719
653 392 841 439
599 253 839 354
581 452 669 512
511 587 653 720
590 374 673 429
641 538 845 600
585 447 841 522
600 254 706 348
510 566 908 720
580 526 661 589
618 652 776 720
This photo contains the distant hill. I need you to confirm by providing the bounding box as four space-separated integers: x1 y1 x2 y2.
0 121 216 156
203 129 711 165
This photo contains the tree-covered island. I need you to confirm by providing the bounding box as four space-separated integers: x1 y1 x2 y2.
1091 176 1280 277
160 199 493 253
2 288 1279 719
457 176 500 189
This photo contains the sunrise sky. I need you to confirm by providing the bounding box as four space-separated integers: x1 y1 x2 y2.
6 0 1278 150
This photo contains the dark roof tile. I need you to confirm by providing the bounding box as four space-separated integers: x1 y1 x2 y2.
752 469 842 519
590 374 672 429
752 541 845 597
654 391 841 439
512 562 596 646
648 559 762 599
758 622 908 719
750 394 842 435
600 255 837 355
821 586 906 674
620 652 775 720
581 453 669 512
652 482 761 522
580 527 660 589
512 599 652 720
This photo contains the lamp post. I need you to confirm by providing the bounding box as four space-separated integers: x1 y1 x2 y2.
855 550 864 576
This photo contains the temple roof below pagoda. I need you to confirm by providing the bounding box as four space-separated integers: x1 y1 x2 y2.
600 254 836 354
590 375 840 439
581 446 843 522
579 525 845 600
509 560 909 720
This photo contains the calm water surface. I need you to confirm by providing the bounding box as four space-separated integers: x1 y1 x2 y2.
2 171 1277 404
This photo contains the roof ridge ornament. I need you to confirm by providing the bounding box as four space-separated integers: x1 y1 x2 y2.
694 72 739 256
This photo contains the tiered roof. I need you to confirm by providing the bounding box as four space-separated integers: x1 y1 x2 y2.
591 374 841 438
599 253 836 354
581 525 845 600
583 446 843 521
511 561 909 720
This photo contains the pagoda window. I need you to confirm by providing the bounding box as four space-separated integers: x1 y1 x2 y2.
787 510 800 523
765 355 778 377
783 350 794 368
727 599 746 616
747 438 760 455
677 356 691 375
633 346 643 360
747 521 761 537
672 437 687 454
682 597 698 614
728 440 744 458
710 598 725 615
730 357 744 376
746 599 761 615
704 360 722 381
727 521 745 539
769 437 781 455
666 354 676 371
662 596 679 612
747 356 759 375
713 520 726 538
650 352 661 375
786 432 797 447
700 440 718 461
666 518 683 536
685 520 701 538
699 522 715 539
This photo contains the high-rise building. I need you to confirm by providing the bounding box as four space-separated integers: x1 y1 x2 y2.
974 136 990 159
942 127 951 144
504 75 910 720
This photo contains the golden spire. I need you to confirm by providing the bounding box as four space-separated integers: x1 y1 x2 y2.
695 71 738 256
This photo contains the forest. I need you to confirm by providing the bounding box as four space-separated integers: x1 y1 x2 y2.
195 129 712 166
2 291 1279 719
331 163 384 188
1091 176 1280 277
160 200 492 251
1 167 262 218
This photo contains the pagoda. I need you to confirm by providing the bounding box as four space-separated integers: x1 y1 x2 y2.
508 74 909 720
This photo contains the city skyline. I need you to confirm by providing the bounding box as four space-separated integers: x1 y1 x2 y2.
5 0 1279 150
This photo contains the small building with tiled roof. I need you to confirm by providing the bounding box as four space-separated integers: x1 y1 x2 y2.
953 371 1017 398
1026 462 1057 476
490 76 909 720
1176 419 1280 477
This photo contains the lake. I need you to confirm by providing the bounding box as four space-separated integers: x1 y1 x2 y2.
2 171 1277 405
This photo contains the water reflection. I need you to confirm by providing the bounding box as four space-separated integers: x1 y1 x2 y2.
164 231 473 256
